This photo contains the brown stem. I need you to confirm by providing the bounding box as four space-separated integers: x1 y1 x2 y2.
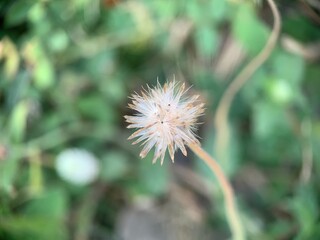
214 0 281 161
188 143 245 240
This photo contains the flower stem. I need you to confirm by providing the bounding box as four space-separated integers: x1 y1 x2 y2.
188 143 245 240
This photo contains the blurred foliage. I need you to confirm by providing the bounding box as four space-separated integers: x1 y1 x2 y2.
0 0 320 239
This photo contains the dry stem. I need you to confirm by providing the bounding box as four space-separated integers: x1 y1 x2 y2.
214 0 281 161
188 143 245 240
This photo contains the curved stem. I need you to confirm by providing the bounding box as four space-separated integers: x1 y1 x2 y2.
188 143 245 240
214 0 281 161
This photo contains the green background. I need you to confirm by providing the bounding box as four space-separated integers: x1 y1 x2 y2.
1 0 320 239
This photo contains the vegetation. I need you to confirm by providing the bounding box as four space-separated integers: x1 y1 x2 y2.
0 0 320 239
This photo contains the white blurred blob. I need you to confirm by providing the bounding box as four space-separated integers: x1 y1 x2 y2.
55 148 99 186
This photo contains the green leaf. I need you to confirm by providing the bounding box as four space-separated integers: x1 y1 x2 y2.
0 216 67 240
283 16 320 43
23 188 68 219
265 78 293 105
271 51 305 84
25 41 55 90
289 186 318 239
252 101 289 140
251 101 298 163
28 151 43 195
269 220 292 239
137 155 170 196
107 7 136 33
86 51 115 79
209 0 227 22
3 38 20 79
101 78 126 104
0 155 20 193
47 30 69 52
232 3 269 55
101 151 129 181
5 0 36 26
194 26 219 59
34 58 54 90
186 1 202 24
77 95 115 123
242 67 268 102
151 0 177 21
9 100 29 142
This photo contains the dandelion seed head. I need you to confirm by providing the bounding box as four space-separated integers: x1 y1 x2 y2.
125 81 204 165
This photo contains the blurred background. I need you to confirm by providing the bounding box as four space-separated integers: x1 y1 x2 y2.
0 0 320 239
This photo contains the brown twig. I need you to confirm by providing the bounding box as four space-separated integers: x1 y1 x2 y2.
188 143 245 240
214 0 281 161
300 0 320 25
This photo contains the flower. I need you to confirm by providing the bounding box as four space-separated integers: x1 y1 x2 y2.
55 148 100 186
125 81 204 165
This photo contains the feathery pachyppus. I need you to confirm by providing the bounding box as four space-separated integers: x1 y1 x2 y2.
125 81 204 165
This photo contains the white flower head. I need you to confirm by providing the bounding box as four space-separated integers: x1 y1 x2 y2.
125 80 204 165
55 148 100 186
